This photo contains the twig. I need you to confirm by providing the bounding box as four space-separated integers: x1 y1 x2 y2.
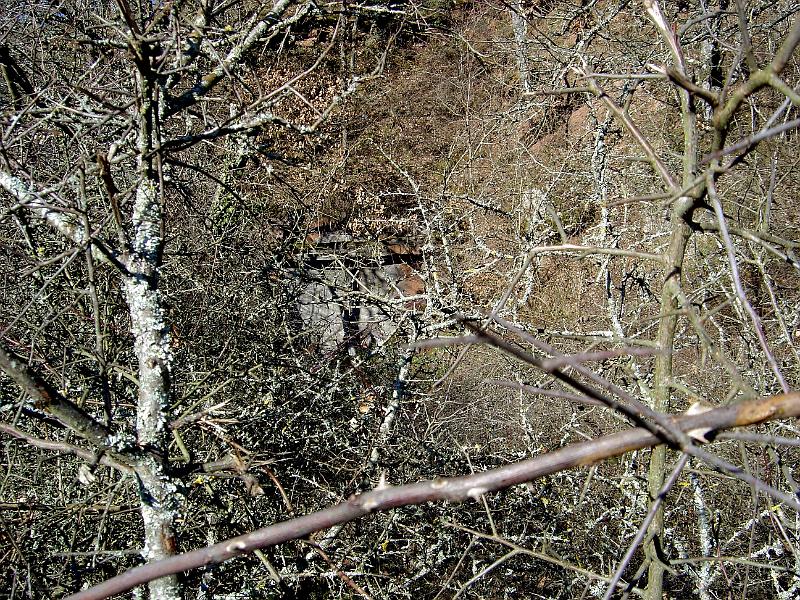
485 380 605 407
705 172 789 393
702 117 800 164
716 431 800 447
304 542 375 600
524 244 665 264
0 422 132 473
448 522 644 597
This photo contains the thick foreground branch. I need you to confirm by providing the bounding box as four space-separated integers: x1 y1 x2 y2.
0 344 113 448
65 392 800 600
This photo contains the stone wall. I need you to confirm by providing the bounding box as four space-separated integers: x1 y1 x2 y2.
296 234 425 352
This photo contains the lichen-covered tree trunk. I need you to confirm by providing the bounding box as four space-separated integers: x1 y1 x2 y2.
126 56 181 600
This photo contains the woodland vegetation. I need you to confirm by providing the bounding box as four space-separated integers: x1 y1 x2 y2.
1 0 799 598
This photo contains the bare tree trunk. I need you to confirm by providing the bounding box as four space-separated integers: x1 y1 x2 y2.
646 213 690 599
643 3 699 597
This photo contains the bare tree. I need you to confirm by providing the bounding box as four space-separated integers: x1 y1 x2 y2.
1 0 417 597
2 0 799 599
